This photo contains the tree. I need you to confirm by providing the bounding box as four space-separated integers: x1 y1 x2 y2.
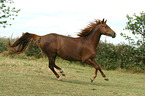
121 11 145 64
0 0 20 28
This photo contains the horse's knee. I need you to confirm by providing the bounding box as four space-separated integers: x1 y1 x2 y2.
94 65 99 70
49 64 54 69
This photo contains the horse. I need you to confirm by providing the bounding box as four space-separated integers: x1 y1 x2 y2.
8 19 116 82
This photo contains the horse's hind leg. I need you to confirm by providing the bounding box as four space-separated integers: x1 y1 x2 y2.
54 64 66 76
48 57 62 80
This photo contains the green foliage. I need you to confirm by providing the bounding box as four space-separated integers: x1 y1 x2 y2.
96 42 117 70
0 37 8 53
121 12 145 45
96 41 145 72
25 42 43 58
121 11 145 65
0 0 21 28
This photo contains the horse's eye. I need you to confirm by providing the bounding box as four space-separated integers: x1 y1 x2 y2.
105 26 108 28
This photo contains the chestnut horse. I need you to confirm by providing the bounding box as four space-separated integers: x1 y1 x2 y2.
8 19 116 82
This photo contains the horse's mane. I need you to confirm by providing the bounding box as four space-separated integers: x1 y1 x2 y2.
77 19 102 37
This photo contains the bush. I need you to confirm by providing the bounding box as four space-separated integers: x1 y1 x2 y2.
25 42 43 58
0 38 8 53
96 41 118 70
96 41 144 72
116 44 135 69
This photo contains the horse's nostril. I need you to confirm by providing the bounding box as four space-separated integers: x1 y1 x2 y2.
114 33 116 37
111 32 116 38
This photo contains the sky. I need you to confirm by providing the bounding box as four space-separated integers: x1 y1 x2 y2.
0 0 145 44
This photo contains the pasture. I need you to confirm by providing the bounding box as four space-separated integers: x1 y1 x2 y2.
0 56 145 96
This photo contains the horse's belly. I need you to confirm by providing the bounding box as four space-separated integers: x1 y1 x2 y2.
57 51 81 61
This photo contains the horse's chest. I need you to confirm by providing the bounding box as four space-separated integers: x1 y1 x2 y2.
81 47 96 62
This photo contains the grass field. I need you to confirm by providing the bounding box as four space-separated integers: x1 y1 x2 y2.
0 56 145 96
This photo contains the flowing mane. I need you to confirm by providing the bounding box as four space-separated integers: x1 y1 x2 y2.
77 20 101 37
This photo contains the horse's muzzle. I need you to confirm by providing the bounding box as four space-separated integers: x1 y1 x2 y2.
110 32 116 38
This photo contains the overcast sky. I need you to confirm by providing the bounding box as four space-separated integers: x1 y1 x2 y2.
0 0 145 44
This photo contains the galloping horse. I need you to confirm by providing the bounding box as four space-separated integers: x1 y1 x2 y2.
8 19 116 82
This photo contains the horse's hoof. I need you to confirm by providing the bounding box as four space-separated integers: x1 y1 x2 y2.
58 77 62 81
60 70 66 76
104 78 109 81
62 73 66 76
90 78 94 83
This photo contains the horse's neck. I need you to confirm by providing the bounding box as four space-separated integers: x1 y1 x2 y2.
85 26 101 49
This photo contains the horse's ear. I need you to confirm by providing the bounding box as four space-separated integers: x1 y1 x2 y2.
102 18 105 24
105 19 107 24
97 20 101 24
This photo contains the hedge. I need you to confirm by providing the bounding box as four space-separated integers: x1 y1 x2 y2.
0 37 144 72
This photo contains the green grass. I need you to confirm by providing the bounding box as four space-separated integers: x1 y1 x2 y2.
0 56 145 96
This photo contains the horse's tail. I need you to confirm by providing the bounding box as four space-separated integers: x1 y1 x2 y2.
8 32 41 54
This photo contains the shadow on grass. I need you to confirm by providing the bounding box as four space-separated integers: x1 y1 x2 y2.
25 73 112 87
42 75 112 87
61 79 111 87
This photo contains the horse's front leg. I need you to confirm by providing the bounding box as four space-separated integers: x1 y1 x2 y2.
86 58 109 82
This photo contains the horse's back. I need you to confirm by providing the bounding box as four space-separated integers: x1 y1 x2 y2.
40 34 58 56
40 33 82 61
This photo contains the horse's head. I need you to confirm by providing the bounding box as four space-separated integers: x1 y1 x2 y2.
99 19 116 38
